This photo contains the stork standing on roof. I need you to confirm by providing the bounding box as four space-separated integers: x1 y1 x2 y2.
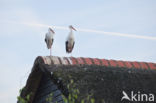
65 25 76 55
45 28 55 56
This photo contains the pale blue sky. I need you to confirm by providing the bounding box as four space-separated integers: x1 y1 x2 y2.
0 0 156 103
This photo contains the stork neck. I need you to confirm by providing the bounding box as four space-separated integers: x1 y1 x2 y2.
70 29 73 33
48 30 51 34
48 29 51 32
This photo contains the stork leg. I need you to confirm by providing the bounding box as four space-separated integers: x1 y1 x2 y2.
50 48 52 56
71 52 72 57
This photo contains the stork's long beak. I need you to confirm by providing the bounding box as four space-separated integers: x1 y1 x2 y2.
71 26 77 31
49 28 55 33
51 29 55 34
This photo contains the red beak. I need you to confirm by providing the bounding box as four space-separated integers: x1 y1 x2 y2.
49 28 55 33
71 26 76 31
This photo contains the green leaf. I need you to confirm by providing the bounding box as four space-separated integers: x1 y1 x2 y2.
26 94 30 100
81 99 84 103
91 98 95 103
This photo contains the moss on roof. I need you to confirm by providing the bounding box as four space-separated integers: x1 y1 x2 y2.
18 56 156 103
40 64 156 103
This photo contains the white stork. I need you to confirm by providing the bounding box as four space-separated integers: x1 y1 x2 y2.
65 25 76 54
45 28 55 56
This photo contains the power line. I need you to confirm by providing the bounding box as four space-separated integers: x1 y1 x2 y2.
5 21 156 41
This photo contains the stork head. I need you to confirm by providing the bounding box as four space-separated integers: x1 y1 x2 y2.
69 25 76 31
48 28 55 34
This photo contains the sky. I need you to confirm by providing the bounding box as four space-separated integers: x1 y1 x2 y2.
0 0 156 103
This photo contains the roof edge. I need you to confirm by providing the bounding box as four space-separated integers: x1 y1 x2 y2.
36 56 156 70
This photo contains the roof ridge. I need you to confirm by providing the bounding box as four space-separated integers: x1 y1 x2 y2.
35 56 156 70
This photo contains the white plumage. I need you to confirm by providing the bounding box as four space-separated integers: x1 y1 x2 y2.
45 28 55 56
65 25 76 53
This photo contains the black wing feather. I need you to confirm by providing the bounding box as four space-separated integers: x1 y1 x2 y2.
71 42 75 52
66 41 68 53
52 38 54 45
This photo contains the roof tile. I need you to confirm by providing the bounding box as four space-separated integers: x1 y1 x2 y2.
109 60 117 67
147 63 156 70
45 56 53 64
131 62 141 69
77 58 85 65
50 56 60 65
139 62 149 69
117 61 126 68
124 61 133 69
84 58 93 65
61 57 70 65
101 59 109 67
41 56 156 70
92 58 101 65
70 57 77 65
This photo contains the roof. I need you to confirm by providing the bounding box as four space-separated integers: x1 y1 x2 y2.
18 56 156 103
41 56 156 70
